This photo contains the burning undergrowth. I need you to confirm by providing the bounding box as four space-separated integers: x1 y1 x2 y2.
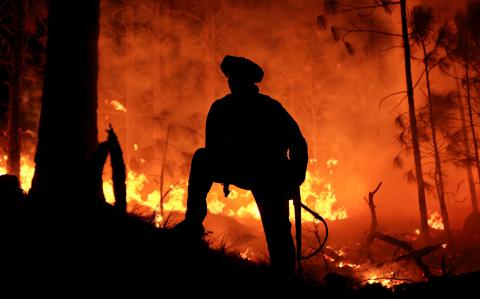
3 153 479 289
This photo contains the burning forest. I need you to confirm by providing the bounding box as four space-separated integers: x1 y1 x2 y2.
1 0 480 295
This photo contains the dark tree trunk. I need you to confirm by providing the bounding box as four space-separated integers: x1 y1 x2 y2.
455 66 478 213
400 0 430 240
465 61 480 212
422 41 454 252
30 0 100 203
7 0 25 178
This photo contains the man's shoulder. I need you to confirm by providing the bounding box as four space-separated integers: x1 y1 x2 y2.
210 96 230 110
210 93 285 111
213 94 234 104
258 94 287 111
259 93 278 102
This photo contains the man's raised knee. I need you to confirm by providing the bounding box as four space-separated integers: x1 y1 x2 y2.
192 148 208 162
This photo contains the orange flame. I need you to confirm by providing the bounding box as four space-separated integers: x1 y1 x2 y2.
1 155 346 228
428 212 444 230
101 159 347 225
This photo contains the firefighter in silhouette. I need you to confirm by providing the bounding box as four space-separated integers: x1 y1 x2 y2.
175 55 308 276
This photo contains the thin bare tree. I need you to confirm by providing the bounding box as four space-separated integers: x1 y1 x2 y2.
317 0 430 239
409 5 455 252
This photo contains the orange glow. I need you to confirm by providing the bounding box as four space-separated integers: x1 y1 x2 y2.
5 0 480 288
99 159 346 225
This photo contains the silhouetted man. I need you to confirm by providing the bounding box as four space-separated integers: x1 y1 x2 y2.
176 55 308 277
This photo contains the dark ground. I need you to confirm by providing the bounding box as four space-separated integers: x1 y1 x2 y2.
2 197 479 298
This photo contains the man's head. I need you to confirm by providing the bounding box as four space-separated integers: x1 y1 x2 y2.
220 55 263 94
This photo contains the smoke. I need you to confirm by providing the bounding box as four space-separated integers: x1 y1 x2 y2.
94 0 480 232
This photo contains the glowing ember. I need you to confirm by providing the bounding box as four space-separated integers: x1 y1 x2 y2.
154 214 163 228
338 261 360 269
109 100 127 112
428 212 444 230
364 271 405 288
240 248 255 261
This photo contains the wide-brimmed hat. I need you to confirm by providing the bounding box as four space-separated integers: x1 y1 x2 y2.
220 55 264 83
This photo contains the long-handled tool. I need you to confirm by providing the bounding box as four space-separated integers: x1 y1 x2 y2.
292 187 329 274
293 187 303 273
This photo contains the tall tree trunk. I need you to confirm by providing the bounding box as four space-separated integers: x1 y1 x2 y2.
400 0 430 240
30 0 100 203
465 61 480 212
422 42 454 252
455 65 478 213
462 109 479 213
7 0 25 178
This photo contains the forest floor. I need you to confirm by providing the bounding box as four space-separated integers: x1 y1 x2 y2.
2 200 479 298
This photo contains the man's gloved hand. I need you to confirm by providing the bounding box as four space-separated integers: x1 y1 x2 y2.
286 163 306 197
290 162 306 184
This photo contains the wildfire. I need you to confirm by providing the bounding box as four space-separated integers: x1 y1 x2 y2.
0 154 435 288
1 154 346 227
0 152 347 237
428 212 444 230
100 159 347 225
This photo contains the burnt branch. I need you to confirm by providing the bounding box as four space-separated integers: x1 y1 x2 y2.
362 181 442 279
108 125 127 213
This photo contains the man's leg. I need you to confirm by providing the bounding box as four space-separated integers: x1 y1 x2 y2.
184 148 213 225
252 187 295 278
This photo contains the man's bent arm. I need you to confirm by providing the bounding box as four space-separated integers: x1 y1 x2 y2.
284 108 308 186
